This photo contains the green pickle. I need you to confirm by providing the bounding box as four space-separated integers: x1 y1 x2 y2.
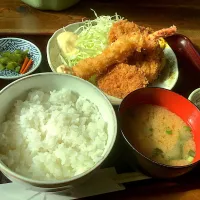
2 51 12 58
0 49 29 72
0 64 5 71
22 50 29 57
12 54 24 64
15 66 21 73
6 62 18 70
14 49 23 54
0 57 9 65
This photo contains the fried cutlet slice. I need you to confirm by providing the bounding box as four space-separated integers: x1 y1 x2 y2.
97 63 148 99
128 45 165 83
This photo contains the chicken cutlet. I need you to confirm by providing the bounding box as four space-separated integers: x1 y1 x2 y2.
97 63 148 99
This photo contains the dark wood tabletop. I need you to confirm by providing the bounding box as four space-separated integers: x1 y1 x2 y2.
0 0 200 47
0 0 200 199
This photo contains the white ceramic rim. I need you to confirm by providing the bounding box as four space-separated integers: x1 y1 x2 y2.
0 37 42 80
0 72 117 186
46 22 179 106
188 88 200 101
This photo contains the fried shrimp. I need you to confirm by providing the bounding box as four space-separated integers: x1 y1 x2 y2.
72 30 163 79
108 20 154 44
150 25 177 39
72 33 151 79
97 63 148 99
135 26 176 82
61 24 176 88
120 25 176 83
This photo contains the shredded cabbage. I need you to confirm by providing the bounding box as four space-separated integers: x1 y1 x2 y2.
63 10 123 67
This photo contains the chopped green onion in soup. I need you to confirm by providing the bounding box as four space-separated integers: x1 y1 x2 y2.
149 127 153 132
187 150 195 163
166 128 172 135
152 148 163 158
184 126 191 132
187 156 194 163
188 149 195 157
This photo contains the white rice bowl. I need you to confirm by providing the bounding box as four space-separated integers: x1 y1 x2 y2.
0 88 108 181
0 73 117 189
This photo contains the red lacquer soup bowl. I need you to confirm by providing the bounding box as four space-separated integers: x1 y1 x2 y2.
119 87 200 179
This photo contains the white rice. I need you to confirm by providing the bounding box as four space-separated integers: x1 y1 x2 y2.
0 89 108 181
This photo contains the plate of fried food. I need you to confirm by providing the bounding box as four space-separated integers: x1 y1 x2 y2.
47 12 179 105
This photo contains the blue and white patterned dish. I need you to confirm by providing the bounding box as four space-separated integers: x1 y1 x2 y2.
0 38 42 80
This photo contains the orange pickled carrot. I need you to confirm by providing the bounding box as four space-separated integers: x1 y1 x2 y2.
20 57 29 74
22 59 33 74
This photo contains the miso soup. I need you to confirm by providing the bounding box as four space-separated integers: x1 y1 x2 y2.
122 104 196 166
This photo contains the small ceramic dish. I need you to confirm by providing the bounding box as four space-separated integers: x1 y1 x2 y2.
47 22 179 105
188 88 200 109
0 37 42 80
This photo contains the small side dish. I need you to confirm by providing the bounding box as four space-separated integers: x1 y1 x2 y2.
0 37 42 80
0 49 33 74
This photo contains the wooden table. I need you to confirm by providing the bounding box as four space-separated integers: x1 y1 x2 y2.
1 0 200 47
0 0 200 199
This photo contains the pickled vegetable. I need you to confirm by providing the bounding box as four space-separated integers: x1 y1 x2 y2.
15 66 21 73
6 62 18 70
0 49 29 73
0 57 9 65
2 51 12 58
0 64 5 71
12 54 24 64
14 49 23 54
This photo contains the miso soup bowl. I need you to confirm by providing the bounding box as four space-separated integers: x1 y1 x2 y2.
119 87 200 179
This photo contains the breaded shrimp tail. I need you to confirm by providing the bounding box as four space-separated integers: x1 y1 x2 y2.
151 25 177 39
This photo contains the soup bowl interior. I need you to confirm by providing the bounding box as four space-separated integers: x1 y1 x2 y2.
119 87 200 178
0 73 117 191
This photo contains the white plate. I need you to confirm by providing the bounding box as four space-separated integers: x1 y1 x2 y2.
47 22 179 105
188 88 200 109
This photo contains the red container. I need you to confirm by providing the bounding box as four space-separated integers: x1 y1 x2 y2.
119 87 200 178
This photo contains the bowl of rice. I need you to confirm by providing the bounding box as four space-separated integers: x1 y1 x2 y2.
0 72 117 191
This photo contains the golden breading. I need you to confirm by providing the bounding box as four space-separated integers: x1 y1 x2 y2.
97 63 148 99
128 45 165 83
73 24 176 81
73 33 150 79
108 19 153 44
